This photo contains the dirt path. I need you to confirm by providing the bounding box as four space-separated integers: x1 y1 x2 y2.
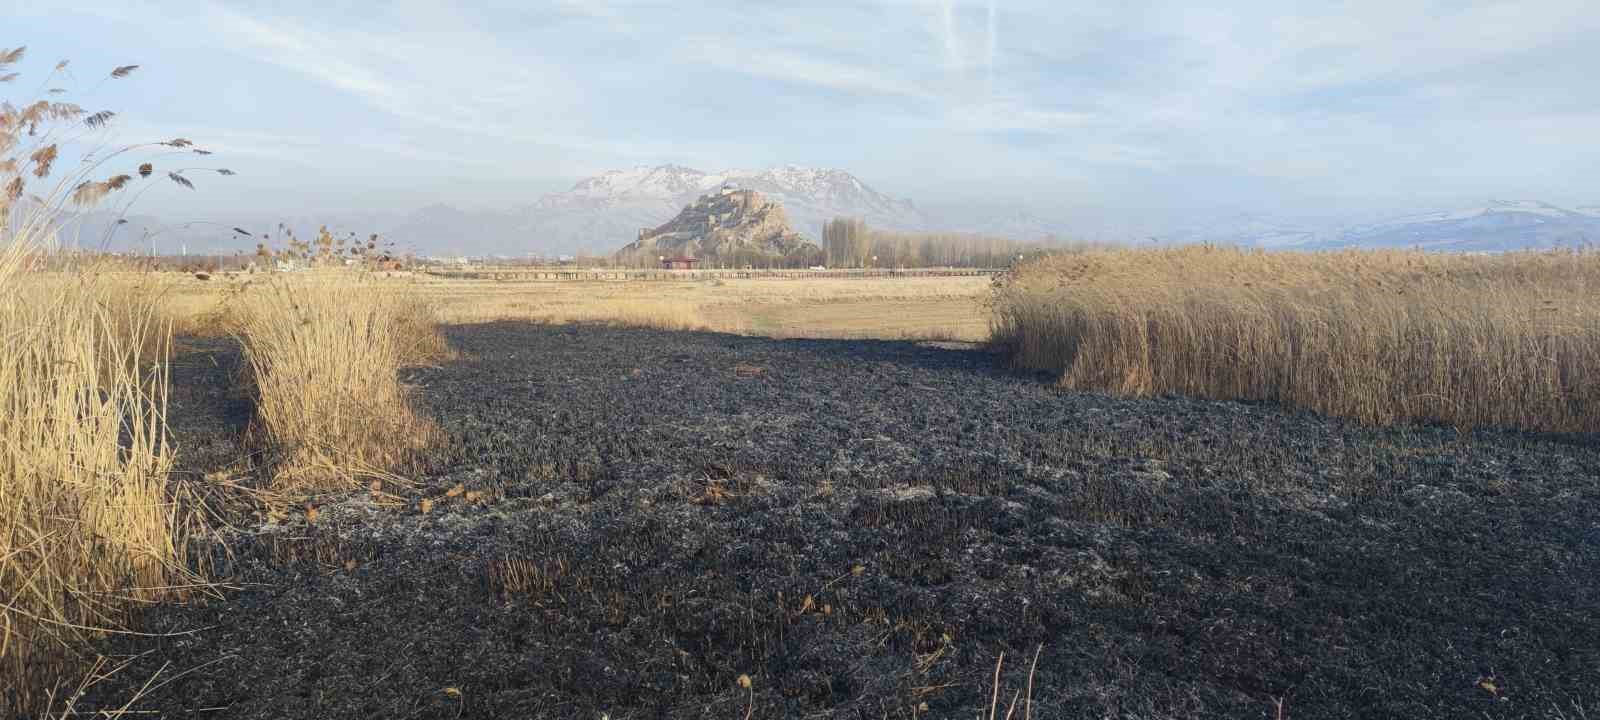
92 323 1600 719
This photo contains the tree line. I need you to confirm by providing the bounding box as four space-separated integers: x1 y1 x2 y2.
822 218 1090 268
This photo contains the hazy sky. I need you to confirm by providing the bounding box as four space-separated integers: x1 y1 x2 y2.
6 1 1599 226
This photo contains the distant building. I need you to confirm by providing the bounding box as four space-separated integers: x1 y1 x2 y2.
662 256 700 270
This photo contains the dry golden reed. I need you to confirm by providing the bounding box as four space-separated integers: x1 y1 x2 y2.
992 245 1600 433
230 275 448 494
2 46 203 715
0 246 194 714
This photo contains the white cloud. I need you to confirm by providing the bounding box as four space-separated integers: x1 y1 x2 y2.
946 102 1095 133
694 43 935 101
209 10 401 109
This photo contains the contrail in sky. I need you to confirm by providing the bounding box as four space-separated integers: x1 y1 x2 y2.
986 0 997 96
942 0 960 67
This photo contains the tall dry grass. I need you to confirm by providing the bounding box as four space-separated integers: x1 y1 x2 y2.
0 256 193 714
992 246 1600 433
229 276 448 494
2 46 210 714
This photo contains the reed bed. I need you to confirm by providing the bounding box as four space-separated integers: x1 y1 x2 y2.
2 45 211 715
991 245 1600 433
229 276 448 494
0 243 197 714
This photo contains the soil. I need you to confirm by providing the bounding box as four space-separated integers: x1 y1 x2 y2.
84 323 1600 719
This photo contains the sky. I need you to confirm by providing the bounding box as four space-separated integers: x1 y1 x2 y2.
5 0 1600 230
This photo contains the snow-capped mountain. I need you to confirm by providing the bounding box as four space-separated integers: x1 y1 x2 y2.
719 166 923 234
540 164 718 207
517 164 924 245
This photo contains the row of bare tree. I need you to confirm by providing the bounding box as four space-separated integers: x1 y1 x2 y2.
823 218 1075 268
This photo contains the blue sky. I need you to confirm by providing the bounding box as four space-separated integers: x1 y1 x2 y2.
5 1 1599 226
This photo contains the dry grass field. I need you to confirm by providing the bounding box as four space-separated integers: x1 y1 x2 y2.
421 273 993 340
158 271 995 342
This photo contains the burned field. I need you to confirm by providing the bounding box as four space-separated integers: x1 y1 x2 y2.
95 323 1599 719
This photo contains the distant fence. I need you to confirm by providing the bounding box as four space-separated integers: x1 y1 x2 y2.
422 267 1006 282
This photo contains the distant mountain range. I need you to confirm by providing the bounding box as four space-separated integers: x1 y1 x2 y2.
57 165 930 257
35 165 1600 257
1169 201 1600 252
1325 201 1600 251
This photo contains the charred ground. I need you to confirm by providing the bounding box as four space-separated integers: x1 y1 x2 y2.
90 323 1599 719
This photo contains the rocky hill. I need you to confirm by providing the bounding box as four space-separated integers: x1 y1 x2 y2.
615 186 819 264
